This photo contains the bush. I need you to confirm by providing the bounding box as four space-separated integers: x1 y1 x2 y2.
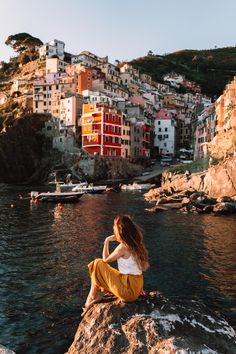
169 157 209 174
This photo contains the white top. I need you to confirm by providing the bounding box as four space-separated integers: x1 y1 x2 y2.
117 254 142 275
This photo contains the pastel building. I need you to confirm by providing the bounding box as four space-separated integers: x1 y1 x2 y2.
60 95 83 130
130 121 142 158
81 103 123 156
39 39 65 60
71 51 108 67
194 105 216 159
121 116 131 158
33 73 74 117
154 110 176 155
46 58 67 74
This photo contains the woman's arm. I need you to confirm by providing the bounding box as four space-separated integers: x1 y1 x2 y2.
102 236 126 263
102 235 114 260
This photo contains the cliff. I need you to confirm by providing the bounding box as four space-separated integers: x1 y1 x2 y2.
0 113 53 184
66 294 236 354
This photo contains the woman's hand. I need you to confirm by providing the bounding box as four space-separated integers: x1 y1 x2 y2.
105 235 115 242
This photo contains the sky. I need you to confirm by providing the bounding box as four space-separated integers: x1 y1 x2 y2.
1 0 236 63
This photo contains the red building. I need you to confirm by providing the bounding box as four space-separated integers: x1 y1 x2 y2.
81 103 123 156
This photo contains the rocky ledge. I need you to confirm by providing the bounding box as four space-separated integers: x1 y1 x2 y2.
145 189 236 215
66 293 236 354
0 344 16 354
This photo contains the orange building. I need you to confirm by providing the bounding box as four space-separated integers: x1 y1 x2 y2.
75 67 93 94
66 64 93 94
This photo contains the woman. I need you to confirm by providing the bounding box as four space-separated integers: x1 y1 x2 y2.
82 215 149 315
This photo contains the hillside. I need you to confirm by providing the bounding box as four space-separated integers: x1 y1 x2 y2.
130 47 236 97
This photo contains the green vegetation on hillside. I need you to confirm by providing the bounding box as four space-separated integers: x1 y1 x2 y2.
130 47 236 97
0 33 43 78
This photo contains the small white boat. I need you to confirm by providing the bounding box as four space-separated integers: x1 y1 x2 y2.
121 182 155 191
72 184 107 194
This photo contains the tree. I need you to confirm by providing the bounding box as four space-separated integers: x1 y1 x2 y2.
5 33 43 54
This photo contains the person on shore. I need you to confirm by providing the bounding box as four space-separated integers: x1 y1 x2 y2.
82 215 149 316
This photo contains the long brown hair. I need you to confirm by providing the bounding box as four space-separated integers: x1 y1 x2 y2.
114 215 149 271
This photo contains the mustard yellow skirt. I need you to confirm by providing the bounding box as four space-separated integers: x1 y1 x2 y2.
88 258 143 302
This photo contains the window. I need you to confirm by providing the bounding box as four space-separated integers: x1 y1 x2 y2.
158 121 160 125
35 102 38 108
105 114 108 120
165 128 168 132
105 125 109 132
112 126 116 133
105 136 109 142
158 135 162 139
158 128 161 132
164 143 167 147
164 134 168 138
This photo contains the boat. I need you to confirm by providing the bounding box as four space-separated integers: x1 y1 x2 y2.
30 191 84 203
72 184 107 194
60 182 88 192
121 182 155 191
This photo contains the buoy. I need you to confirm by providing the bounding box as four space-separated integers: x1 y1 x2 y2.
57 203 63 211
30 198 38 204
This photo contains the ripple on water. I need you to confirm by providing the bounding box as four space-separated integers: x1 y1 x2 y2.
0 187 235 353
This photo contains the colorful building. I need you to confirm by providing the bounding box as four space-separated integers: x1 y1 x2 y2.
121 116 131 158
81 103 123 156
154 110 176 155
60 95 83 130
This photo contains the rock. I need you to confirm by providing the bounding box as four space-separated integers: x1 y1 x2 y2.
189 192 206 201
202 205 214 213
181 197 190 206
182 188 196 196
0 345 16 354
0 114 51 183
145 206 168 213
144 187 162 202
213 202 236 215
160 157 236 199
161 203 183 209
216 196 234 203
66 294 236 354
158 197 182 205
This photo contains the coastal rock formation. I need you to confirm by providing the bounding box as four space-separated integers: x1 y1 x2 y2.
0 113 51 183
146 157 236 200
0 344 16 354
94 157 143 181
66 294 236 354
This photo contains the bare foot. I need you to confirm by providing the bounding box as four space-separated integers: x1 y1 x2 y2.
81 295 103 317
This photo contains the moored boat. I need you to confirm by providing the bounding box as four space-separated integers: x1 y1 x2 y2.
121 182 155 191
72 184 107 194
30 191 84 203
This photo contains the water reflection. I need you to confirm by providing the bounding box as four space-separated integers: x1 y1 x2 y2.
0 186 235 354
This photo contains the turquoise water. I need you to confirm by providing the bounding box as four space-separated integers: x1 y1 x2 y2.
0 184 236 353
